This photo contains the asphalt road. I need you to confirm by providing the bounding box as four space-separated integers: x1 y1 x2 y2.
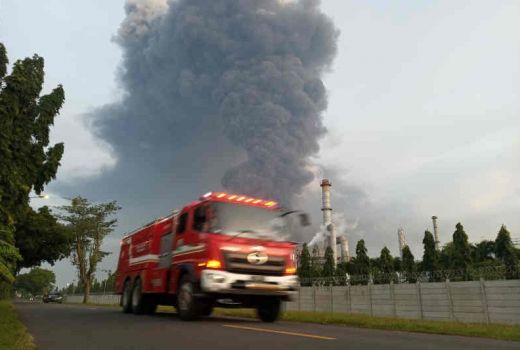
15 302 519 350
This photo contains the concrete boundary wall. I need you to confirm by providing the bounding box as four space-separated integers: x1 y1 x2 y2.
286 279 520 325
66 294 120 305
66 280 520 325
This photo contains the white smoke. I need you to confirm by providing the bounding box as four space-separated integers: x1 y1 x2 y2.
333 212 358 235
308 226 327 247
307 212 357 247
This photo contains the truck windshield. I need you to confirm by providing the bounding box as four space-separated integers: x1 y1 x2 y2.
207 202 289 241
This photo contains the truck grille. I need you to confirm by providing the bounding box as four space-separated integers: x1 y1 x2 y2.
223 252 285 276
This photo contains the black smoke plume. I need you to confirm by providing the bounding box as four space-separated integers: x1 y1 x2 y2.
92 0 338 207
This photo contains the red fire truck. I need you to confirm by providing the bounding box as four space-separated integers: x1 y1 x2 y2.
115 192 307 322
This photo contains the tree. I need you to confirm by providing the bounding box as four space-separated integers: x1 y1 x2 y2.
439 242 454 270
57 197 120 303
494 225 519 279
376 246 395 284
472 240 495 265
335 262 349 285
15 267 55 296
452 223 472 279
297 243 311 284
15 206 71 269
102 270 116 293
495 225 514 260
401 245 416 282
310 245 321 279
351 239 370 284
0 42 65 291
321 246 335 279
421 231 440 281
393 257 402 273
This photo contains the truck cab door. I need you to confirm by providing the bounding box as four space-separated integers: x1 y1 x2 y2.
159 232 173 268
169 209 190 293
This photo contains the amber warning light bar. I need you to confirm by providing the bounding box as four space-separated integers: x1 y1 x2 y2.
201 192 278 208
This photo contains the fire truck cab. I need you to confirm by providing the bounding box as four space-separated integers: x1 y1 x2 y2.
115 192 307 322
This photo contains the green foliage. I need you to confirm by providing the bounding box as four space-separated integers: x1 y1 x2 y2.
350 240 370 283
452 223 472 279
0 300 36 350
321 246 335 278
439 242 454 270
0 236 21 284
57 197 120 303
495 225 514 261
494 226 519 279
310 245 321 278
375 246 396 284
212 309 520 341
393 257 402 272
297 243 311 283
15 206 71 269
89 270 116 293
0 44 7 79
379 247 394 273
15 267 55 296
401 245 416 282
472 240 495 265
0 42 64 289
335 261 349 283
420 231 440 279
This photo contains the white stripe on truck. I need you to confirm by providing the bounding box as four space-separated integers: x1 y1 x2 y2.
128 254 159 265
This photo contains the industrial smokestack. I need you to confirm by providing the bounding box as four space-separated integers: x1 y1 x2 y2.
397 228 406 259
321 179 337 265
432 216 440 250
338 236 349 262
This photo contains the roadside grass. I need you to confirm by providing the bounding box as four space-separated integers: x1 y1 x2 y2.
0 300 35 350
69 302 520 341
212 309 520 341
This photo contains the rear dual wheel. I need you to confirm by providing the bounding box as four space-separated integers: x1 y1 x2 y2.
131 278 157 315
122 280 133 313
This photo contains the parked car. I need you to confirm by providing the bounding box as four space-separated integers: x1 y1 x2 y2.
43 292 63 304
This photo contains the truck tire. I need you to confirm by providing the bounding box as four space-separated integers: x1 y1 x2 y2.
256 297 281 322
177 275 200 321
131 278 147 315
122 279 133 313
200 302 214 317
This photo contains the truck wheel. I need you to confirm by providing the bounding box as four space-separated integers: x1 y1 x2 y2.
256 297 281 322
122 280 133 313
200 302 214 317
131 278 146 315
177 275 200 321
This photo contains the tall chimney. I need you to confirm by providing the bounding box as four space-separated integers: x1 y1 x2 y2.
321 179 337 266
432 216 440 250
397 228 406 259
339 236 350 262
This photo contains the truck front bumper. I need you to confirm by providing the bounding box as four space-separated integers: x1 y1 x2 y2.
200 270 299 300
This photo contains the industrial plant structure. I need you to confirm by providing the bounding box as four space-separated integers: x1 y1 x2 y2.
432 216 440 250
317 179 350 264
397 228 407 258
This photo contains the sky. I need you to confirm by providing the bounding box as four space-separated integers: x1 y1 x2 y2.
1 0 519 288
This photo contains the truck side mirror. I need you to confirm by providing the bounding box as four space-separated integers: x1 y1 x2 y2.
299 213 311 227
